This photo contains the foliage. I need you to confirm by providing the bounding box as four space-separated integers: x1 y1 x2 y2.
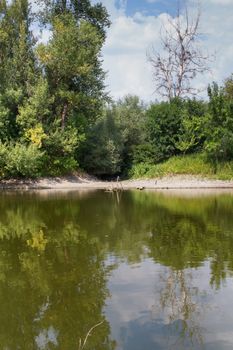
130 153 233 180
42 126 80 175
176 99 207 153
0 0 233 180
37 10 107 129
224 74 233 100
0 142 8 178
82 113 123 176
2 143 44 178
0 0 109 178
204 83 233 166
113 95 146 170
130 154 214 178
132 143 157 165
146 98 183 162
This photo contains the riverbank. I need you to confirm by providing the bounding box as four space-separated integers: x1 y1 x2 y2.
1 174 233 190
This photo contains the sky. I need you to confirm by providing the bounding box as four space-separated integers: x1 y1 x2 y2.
93 0 233 102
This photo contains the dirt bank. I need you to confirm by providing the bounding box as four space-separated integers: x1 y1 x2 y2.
1 174 233 190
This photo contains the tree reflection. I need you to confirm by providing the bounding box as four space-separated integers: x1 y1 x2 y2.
0 193 116 349
152 268 205 349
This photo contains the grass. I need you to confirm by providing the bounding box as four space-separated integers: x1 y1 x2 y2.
129 154 233 180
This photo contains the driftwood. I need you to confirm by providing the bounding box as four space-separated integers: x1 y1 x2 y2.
78 321 104 350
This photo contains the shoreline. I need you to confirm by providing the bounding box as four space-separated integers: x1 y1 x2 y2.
1 174 233 191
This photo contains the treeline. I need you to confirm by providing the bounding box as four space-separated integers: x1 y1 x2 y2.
83 80 233 178
0 0 110 177
0 0 233 179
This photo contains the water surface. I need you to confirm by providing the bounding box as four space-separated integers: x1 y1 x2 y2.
0 189 233 349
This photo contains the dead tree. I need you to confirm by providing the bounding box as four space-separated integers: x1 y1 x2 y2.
148 1 209 100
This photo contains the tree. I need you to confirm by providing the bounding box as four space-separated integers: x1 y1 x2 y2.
176 99 207 154
148 1 209 100
81 112 123 176
224 74 233 100
204 83 233 166
39 0 110 40
112 95 146 171
146 98 183 162
37 0 110 130
0 0 37 139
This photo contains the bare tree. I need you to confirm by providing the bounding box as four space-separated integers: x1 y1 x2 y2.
148 1 209 100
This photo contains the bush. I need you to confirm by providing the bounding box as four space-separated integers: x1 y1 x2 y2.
132 143 157 165
81 113 123 176
204 83 233 165
4 143 44 178
146 98 183 162
42 127 79 176
0 142 8 178
129 154 214 178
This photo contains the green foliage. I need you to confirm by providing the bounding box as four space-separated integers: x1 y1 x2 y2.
40 0 110 40
0 0 233 180
130 153 233 180
37 11 107 129
146 98 183 162
17 78 53 132
82 113 123 176
0 142 8 178
0 0 109 178
204 83 233 165
0 102 10 141
1 143 44 178
224 74 233 100
43 127 79 175
176 99 207 154
132 143 157 165
113 95 146 163
129 154 214 178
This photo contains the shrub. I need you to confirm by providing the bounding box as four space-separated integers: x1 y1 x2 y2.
146 98 183 162
5 143 44 178
43 127 79 176
0 142 8 178
129 154 213 178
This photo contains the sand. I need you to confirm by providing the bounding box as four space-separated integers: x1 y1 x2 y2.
0 174 233 191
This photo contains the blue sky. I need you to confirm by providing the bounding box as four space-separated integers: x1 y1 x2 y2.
124 0 179 17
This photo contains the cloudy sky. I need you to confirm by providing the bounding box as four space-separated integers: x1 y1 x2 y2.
94 0 233 102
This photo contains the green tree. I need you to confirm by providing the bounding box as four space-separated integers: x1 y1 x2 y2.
0 0 37 140
224 74 233 100
40 0 110 40
113 95 146 171
176 99 207 154
82 112 123 176
37 0 110 130
146 98 183 162
205 83 233 166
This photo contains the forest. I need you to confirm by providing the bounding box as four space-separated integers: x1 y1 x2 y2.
0 0 233 179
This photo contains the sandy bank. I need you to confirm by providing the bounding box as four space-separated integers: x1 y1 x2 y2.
0 174 233 190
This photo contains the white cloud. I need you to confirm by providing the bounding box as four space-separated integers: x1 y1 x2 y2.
102 13 164 102
102 0 233 102
208 0 233 4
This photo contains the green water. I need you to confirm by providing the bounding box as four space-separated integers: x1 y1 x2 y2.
0 190 233 350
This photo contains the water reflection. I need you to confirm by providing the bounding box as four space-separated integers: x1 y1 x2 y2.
0 190 232 349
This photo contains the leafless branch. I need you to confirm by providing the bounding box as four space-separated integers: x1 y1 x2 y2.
148 0 210 100
78 321 104 350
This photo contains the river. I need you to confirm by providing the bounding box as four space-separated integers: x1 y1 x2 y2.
0 190 233 349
